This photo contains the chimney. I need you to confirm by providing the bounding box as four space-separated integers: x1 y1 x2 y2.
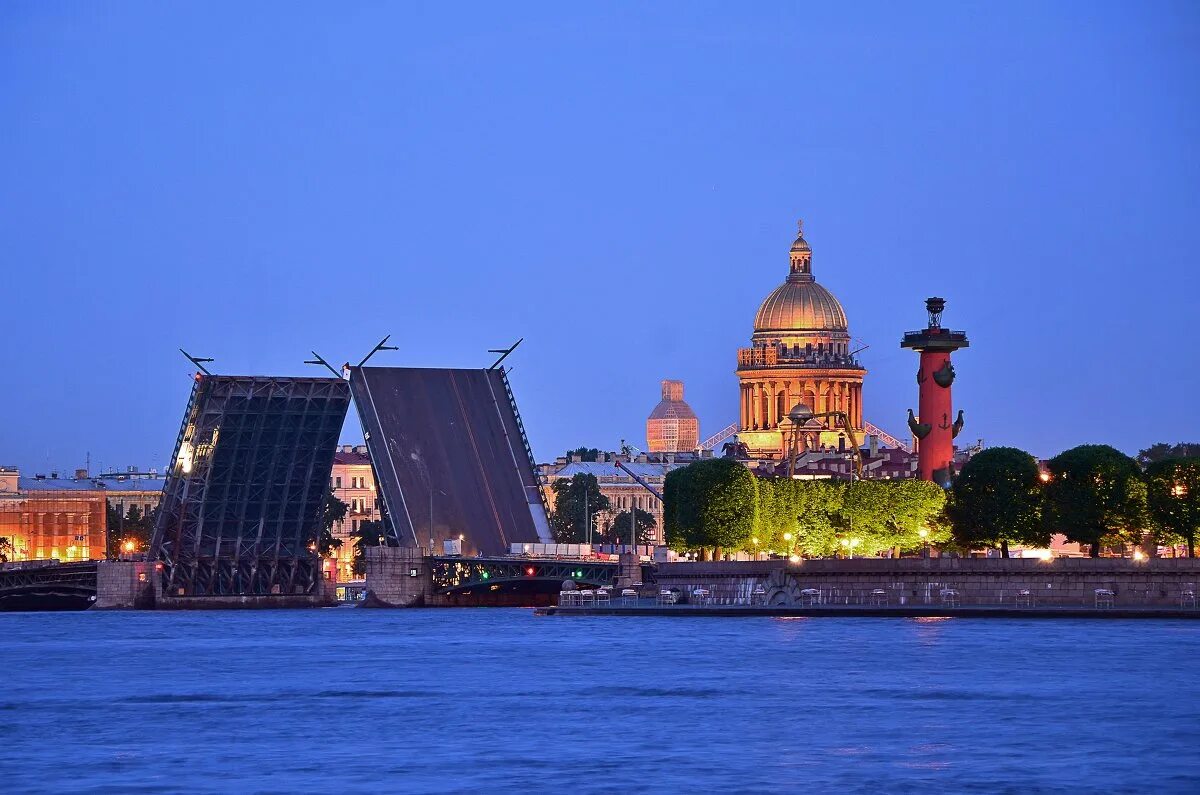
868 435 879 458
74 468 88 480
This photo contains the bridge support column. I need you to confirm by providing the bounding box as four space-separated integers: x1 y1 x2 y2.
364 547 432 607
95 560 159 609
616 553 642 589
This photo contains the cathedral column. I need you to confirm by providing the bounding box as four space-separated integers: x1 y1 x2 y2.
768 381 777 428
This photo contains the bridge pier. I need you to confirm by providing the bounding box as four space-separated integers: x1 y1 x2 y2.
363 547 431 607
95 560 159 609
617 553 642 589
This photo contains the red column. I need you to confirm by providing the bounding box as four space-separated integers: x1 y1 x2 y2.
917 350 954 482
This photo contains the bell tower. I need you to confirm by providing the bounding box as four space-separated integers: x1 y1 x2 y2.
901 297 969 486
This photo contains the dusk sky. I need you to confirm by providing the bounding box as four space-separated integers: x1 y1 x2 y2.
2 1 1197 476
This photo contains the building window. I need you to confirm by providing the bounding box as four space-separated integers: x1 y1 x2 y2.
336 476 342 488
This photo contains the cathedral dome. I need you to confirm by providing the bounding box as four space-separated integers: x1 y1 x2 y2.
754 279 848 333
752 221 848 333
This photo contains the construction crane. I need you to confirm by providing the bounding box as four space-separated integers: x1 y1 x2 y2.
616 440 663 502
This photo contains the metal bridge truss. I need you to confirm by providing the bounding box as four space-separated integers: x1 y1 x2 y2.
150 375 350 597
700 422 739 451
497 366 554 539
862 420 911 453
429 557 618 593
0 561 97 602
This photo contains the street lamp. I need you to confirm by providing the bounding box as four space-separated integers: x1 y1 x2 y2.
918 527 929 558
783 532 793 558
1039 472 1051 483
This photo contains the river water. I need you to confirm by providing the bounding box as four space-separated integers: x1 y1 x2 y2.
0 610 1197 793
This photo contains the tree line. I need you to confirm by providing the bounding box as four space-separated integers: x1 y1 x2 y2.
951 443 1198 558
662 442 1200 559
663 458 947 558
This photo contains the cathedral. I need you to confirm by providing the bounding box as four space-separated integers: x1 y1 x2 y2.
735 221 865 458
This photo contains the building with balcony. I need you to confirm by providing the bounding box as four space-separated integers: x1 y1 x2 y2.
329 445 380 580
736 221 866 458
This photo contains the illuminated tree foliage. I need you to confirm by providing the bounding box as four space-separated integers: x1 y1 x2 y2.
664 458 758 554
1145 457 1200 557
948 447 1047 557
319 488 348 557
105 503 155 558
1042 444 1147 557
665 463 945 557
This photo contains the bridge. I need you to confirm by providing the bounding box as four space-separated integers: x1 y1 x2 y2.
363 547 648 606
0 561 97 611
429 556 621 595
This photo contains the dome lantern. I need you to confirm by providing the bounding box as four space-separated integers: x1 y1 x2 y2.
789 219 813 280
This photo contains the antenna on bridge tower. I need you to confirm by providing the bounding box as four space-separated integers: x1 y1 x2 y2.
488 338 523 370
304 351 342 378
357 335 398 368
179 348 214 376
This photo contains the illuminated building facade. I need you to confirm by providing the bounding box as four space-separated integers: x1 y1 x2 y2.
540 453 689 545
329 445 381 581
736 221 865 457
646 379 700 453
0 468 107 561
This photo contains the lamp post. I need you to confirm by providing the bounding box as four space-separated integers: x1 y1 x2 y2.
918 527 929 558
783 532 793 559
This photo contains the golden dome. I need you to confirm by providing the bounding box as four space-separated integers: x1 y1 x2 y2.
754 280 848 332
753 220 848 333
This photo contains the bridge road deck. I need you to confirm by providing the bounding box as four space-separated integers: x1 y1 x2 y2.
350 367 548 557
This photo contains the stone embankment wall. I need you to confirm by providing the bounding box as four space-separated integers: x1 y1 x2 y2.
364 546 430 607
654 558 1200 608
97 560 338 609
94 560 159 609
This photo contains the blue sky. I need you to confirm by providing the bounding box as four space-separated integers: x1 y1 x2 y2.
2 1 1197 475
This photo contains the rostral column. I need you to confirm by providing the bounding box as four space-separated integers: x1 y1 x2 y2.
901 297 969 485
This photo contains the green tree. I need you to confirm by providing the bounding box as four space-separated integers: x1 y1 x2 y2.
550 474 610 542
948 447 1048 557
663 458 757 555
1137 442 1200 467
1043 444 1147 557
605 508 656 545
1145 457 1200 557
565 447 602 462
319 488 348 557
350 519 389 577
106 503 155 558
0 536 12 563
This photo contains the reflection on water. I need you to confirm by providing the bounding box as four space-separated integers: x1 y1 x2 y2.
0 611 1197 794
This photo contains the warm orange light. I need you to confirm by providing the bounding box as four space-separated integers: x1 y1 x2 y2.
1172 484 1187 498
1039 472 1051 483
122 540 135 553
